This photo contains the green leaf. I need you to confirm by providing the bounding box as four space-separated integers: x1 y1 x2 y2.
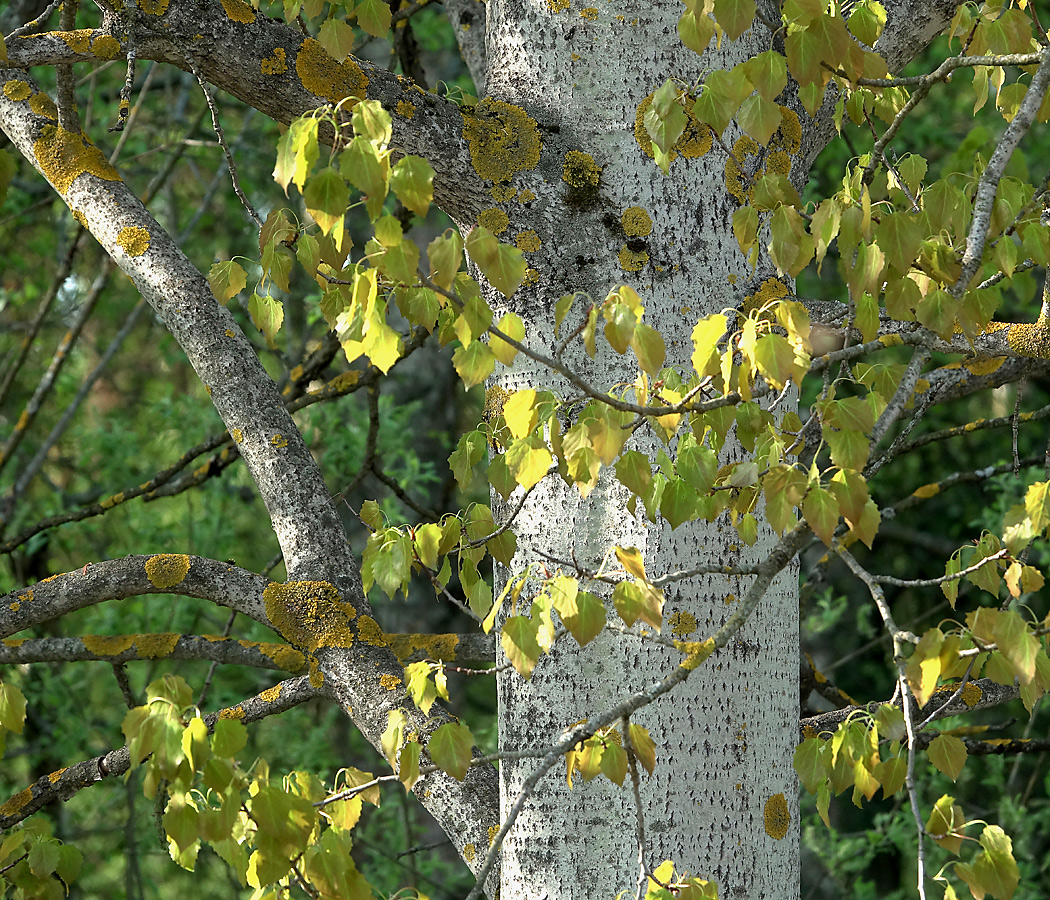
273 116 318 195
390 155 435 217
928 733 967 782
993 609 1038 684
737 93 783 146
248 292 285 343
208 260 247 304
0 682 27 734
491 312 525 365
743 50 788 101
712 0 756 40
793 737 825 794
678 10 715 55
802 486 839 546
955 825 1019 900
632 322 666 375
303 166 348 236
660 478 699 529
317 18 355 63
644 80 688 174
211 719 247 758
875 212 923 273
600 741 628 785
339 136 388 221
452 340 496 389
628 723 656 774
502 616 541 678
915 288 956 340
465 227 527 298
429 722 474 781
355 0 392 38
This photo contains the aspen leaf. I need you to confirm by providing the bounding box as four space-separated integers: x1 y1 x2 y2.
452 341 495 388
612 580 645 627
691 313 727 376
712 0 755 40
353 101 392 148
273 116 318 195
317 17 355 62
993 609 1038 684
876 754 907 798
694 68 752 136
208 260 247 304
627 723 656 774
632 322 666 375
732 205 759 256
355 0 392 37
615 545 646 579
390 155 435 217
615 450 653 498
802 486 838 546
339 137 388 220
955 826 1019 900
490 312 525 366
429 723 474 781
502 615 541 678
905 628 943 707
928 733 967 782
381 709 407 768
398 740 421 791
678 10 714 55
926 794 965 853
466 227 527 298
661 478 699 529
743 50 788 101
793 737 825 794
505 439 553 491
554 293 577 334
303 166 347 237
0 682 26 734
248 292 284 343
847 1 887 46
601 741 628 785
1024 481 1050 532
644 80 687 175
737 93 782 146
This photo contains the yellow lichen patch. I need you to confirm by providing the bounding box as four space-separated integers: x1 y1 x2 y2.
580 6 598 18
231 428 243 442
562 150 601 189
3 639 26 647
396 99 416 118
59 29 93 52
29 92 58 120
517 189 536 203
490 184 517 202
72 209 88 227
309 664 325 688
386 632 460 661
766 148 791 176
912 483 940 499
47 768 67 784
964 356 1005 375
669 610 697 637
117 225 150 257
618 245 648 272
100 492 124 510
296 38 368 106
522 268 539 287
271 433 288 448
724 592 737 605
92 35 121 59
0 788 33 817
621 206 652 237
484 384 511 422
634 91 711 163
263 581 356 652
764 793 790 840
219 0 255 21
33 124 121 195
219 705 246 719
260 684 283 703
478 207 510 235
261 47 287 75
356 614 387 647
776 106 802 155
725 134 760 205
3 80 32 102
547 0 570 11
139 0 171 12
463 843 476 862
742 277 790 317
515 229 542 253
7 602 19 612
379 673 402 690
1007 322 1050 358
961 682 983 707
488 825 499 845
674 637 714 670
145 553 191 588
82 634 135 656
134 633 180 658
256 642 307 671
462 99 541 183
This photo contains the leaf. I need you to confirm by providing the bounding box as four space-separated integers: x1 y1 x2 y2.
491 312 525 366
398 740 421 791
502 615 542 678
627 723 656 774
303 166 348 236
644 80 688 174
390 155 435 218
632 322 666 375
737 94 783 146
678 10 715 55
733 205 759 257
743 50 788 101
339 136 388 221
691 313 727 376
916 288 956 340
802 486 839 546
0 682 26 734
208 260 247 304
992 609 1038 684
955 825 1019 900
248 292 285 343
466 227 527 298
615 545 646 579
793 737 825 794
429 722 474 781
452 340 495 389
273 116 318 195
712 0 756 40
355 0 392 37
928 733 967 782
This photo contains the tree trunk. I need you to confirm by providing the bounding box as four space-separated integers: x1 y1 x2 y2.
482 3 800 896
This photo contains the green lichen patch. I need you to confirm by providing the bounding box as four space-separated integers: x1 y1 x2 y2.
82 634 135 656
261 47 287 75
478 207 510 235
33 124 121 195
220 0 256 22
0 789 33 818
262 580 356 652
145 553 190 588
491 184 517 202
764 793 790 839
462 99 542 183
117 225 150 256
621 206 652 237
4 80 32 102
296 38 368 107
